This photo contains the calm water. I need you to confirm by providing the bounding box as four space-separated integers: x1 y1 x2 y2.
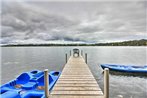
1 46 147 98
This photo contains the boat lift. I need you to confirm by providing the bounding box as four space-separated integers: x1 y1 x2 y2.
73 48 80 57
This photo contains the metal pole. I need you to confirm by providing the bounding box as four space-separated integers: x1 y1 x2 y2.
44 69 49 98
66 53 68 63
85 53 87 64
70 50 71 56
104 68 109 98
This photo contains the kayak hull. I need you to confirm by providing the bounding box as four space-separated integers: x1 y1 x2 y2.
101 64 147 76
0 70 61 98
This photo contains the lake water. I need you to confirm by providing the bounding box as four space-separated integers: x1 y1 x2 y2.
1 46 147 98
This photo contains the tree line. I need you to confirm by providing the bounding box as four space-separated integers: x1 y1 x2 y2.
2 39 147 47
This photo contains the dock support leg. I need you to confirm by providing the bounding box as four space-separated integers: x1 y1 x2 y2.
70 50 71 56
104 68 109 98
44 69 49 98
81 50 83 56
66 53 68 63
85 53 87 64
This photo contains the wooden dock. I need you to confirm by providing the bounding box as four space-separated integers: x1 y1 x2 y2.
49 56 104 98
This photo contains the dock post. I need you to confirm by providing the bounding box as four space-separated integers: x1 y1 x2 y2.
81 50 83 56
104 68 109 98
70 50 71 56
44 69 49 98
85 53 87 64
66 53 68 63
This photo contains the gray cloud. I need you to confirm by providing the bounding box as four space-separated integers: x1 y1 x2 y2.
1 0 146 44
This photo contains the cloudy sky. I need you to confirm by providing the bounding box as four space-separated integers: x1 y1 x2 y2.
1 0 147 44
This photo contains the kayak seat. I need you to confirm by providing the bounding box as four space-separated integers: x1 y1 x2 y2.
52 72 60 76
32 71 44 78
37 86 44 90
37 75 53 86
22 82 37 90
31 70 39 74
16 73 31 84
14 84 22 88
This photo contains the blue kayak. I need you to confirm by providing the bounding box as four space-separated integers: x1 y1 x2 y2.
0 70 60 98
101 64 147 73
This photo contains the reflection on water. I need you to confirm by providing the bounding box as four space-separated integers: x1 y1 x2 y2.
1 46 147 98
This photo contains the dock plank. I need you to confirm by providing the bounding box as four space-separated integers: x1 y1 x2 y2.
57 80 97 84
53 86 101 91
51 91 103 95
50 96 104 98
55 83 99 87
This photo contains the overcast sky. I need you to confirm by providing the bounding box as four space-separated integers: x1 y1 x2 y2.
1 0 147 44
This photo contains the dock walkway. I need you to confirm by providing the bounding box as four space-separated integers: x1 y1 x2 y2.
50 56 104 98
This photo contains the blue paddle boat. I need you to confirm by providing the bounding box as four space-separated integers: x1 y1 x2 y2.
101 64 147 74
0 70 60 98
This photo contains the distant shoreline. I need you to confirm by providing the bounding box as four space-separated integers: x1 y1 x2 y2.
1 39 147 47
2 45 147 47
